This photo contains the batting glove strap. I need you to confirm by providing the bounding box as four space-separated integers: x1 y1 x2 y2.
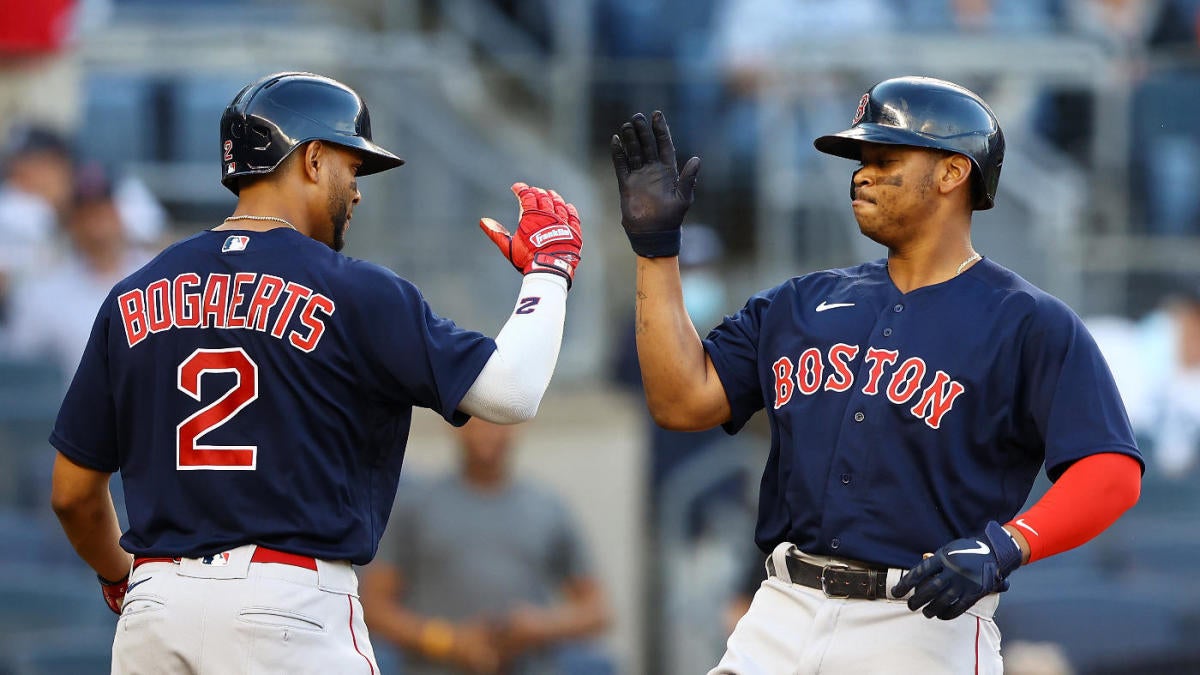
98 572 129 615
528 251 581 287
983 520 1023 579
625 229 681 258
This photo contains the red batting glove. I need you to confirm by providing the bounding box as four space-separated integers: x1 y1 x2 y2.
98 572 129 615
479 182 583 288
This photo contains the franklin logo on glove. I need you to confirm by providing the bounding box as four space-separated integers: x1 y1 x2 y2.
530 225 573 247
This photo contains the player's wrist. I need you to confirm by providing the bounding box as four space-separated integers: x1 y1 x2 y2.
984 520 1023 576
520 268 570 295
96 569 128 585
1001 523 1031 564
97 572 130 615
625 229 681 258
527 251 580 288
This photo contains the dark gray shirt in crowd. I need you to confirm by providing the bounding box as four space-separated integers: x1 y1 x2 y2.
376 474 593 675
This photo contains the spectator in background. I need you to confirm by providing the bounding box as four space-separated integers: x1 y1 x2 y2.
1064 0 1193 50
0 0 82 141
591 0 720 146
4 161 151 381
0 125 75 322
897 0 1060 34
1038 0 1200 234
361 418 611 675
110 170 168 252
708 0 897 174
1088 283 1200 478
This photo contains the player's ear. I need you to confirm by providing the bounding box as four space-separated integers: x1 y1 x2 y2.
301 141 324 185
937 153 973 200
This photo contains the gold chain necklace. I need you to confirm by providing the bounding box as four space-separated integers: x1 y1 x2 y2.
222 215 297 231
955 252 981 276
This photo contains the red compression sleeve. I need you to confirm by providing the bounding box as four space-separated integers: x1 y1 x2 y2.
1007 453 1142 564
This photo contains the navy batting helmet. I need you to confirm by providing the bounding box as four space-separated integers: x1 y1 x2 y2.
219 72 404 195
814 76 1004 210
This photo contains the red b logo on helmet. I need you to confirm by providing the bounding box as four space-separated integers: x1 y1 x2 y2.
852 94 870 125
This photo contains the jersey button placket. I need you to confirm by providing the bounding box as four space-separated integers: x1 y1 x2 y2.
882 327 893 337
853 411 865 423
893 303 904 313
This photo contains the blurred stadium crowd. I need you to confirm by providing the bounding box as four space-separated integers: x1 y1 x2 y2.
1 0 1200 673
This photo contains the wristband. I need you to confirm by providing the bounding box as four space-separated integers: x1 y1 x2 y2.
418 619 455 660
98 572 129 615
626 230 681 258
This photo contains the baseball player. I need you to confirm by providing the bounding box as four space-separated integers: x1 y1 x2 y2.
610 76 1144 674
48 72 583 674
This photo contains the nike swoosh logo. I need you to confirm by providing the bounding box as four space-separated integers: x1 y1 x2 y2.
947 542 990 556
1015 519 1040 537
816 301 855 312
126 578 151 593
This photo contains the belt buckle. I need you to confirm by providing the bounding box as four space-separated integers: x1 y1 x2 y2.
819 563 851 598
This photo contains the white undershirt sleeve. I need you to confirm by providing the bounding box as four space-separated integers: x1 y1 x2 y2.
458 273 569 424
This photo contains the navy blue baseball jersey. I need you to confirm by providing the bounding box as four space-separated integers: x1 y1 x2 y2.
703 257 1143 568
50 228 495 565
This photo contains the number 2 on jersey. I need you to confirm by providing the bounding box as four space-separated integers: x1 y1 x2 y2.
176 348 258 470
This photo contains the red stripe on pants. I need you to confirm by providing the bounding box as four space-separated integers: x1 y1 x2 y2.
974 616 981 675
348 595 375 674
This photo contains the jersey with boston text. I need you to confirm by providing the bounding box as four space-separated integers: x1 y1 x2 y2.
703 257 1142 569
50 228 496 565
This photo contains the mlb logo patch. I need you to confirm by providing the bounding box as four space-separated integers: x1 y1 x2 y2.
202 551 231 567
222 235 249 253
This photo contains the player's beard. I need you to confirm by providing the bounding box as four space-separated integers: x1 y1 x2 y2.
853 169 936 249
328 185 351 252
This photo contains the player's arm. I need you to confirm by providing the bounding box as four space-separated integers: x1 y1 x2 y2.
459 183 583 425
1003 452 1141 563
892 453 1141 621
360 561 500 672
635 256 731 429
50 452 130 580
611 111 730 430
50 451 133 611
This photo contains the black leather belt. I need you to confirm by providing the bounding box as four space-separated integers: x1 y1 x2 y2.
767 555 890 600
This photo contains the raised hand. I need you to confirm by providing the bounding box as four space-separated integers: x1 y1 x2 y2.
480 182 583 288
891 521 1022 620
610 111 701 258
